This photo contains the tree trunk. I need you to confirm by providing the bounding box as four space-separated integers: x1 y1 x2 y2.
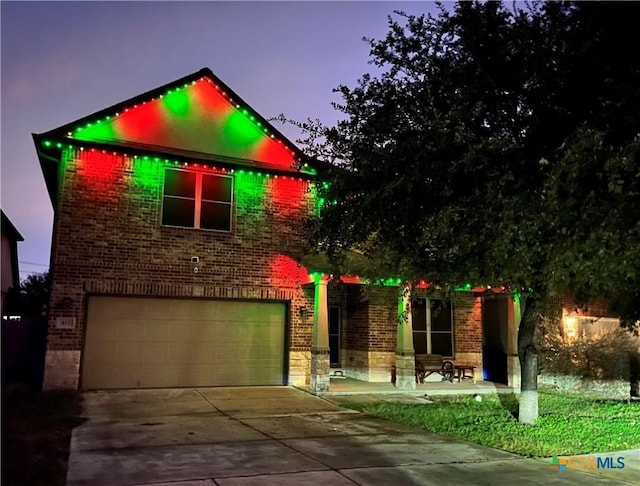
518 296 540 425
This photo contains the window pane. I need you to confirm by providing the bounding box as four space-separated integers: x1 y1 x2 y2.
200 201 231 231
431 332 453 357
202 174 232 202
162 197 195 227
431 299 452 331
164 169 196 197
411 298 427 331
413 331 427 354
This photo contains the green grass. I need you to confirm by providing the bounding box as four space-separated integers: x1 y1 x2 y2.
2 390 85 486
335 391 640 458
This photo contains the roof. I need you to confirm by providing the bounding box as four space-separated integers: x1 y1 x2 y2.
1 210 24 243
33 68 318 204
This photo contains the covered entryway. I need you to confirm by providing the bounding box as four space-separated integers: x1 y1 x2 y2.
81 296 286 389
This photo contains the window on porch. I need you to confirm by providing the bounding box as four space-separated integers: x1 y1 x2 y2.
412 298 454 357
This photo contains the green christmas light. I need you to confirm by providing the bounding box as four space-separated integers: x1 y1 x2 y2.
133 157 162 191
223 110 263 148
235 170 268 218
163 89 190 117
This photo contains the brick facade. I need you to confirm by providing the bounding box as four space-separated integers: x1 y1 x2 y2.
43 144 489 389
44 148 316 388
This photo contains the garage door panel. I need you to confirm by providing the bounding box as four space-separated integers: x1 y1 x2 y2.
85 341 116 365
82 297 286 389
165 344 197 364
192 344 215 363
114 342 144 364
115 320 147 341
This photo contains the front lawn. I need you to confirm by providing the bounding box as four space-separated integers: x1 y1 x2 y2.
333 391 640 458
2 390 84 486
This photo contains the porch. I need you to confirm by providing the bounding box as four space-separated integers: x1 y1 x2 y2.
303 273 521 394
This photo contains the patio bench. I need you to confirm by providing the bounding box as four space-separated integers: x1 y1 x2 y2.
415 354 455 383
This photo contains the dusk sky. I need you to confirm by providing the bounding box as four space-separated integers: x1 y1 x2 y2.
1 1 441 280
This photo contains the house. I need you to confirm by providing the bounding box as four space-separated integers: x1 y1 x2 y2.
1 210 24 315
34 68 523 392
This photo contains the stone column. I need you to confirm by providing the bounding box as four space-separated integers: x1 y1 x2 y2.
310 276 330 393
395 284 416 390
506 294 522 389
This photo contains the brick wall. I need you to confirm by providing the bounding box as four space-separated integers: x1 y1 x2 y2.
342 285 397 379
345 285 370 351
365 286 398 352
45 149 316 388
453 293 483 355
343 285 397 352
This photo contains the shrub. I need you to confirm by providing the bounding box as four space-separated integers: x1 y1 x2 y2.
539 317 640 381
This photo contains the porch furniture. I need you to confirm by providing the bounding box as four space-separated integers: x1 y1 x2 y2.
415 354 455 383
454 364 476 383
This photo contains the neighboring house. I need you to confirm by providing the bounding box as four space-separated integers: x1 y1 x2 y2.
1 210 24 315
540 293 640 397
34 68 522 392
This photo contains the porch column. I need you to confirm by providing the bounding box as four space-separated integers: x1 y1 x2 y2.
506 295 522 389
395 284 416 390
310 276 330 393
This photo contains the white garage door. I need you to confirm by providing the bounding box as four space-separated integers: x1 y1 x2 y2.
81 296 286 389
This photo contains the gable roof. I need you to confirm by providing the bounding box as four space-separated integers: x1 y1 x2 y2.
34 68 317 203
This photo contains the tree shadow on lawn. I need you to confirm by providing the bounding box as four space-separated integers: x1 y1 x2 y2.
496 392 520 420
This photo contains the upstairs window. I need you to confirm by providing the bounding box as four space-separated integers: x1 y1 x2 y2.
162 168 233 231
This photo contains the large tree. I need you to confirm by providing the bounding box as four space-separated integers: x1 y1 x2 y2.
300 1 640 424
19 272 51 317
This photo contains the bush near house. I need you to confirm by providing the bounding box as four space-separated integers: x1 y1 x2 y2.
539 317 640 398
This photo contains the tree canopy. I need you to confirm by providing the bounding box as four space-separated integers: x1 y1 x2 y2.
297 1 640 423
19 272 51 317
305 1 639 322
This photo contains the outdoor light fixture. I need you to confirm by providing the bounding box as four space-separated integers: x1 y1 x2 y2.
62 297 74 310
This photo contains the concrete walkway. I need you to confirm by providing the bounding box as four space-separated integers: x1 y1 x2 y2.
67 386 637 485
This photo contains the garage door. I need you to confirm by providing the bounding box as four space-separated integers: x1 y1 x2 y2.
81 296 286 389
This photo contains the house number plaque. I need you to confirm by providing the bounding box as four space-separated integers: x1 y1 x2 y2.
55 317 76 329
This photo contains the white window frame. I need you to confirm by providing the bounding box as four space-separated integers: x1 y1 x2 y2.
413 298 454 357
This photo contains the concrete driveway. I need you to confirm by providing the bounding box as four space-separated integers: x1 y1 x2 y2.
67 386 635 485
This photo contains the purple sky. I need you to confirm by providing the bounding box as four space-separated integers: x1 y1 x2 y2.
1 1 441 280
